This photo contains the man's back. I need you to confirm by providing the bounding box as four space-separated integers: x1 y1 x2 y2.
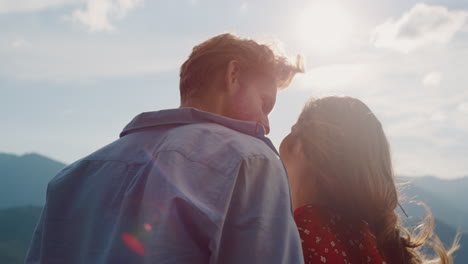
25 108 303 264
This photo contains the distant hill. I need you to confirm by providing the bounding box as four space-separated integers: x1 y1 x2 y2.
398 176 468 232
432 219 468 263
403 176 468 214
0 153 66 209
0 206 43 264
429 219 467 263
408 217 468 264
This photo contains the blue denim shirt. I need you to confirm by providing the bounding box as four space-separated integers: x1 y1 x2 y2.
25 107 304 264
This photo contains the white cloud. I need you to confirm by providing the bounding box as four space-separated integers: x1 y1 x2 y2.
293 2 354 53
240 2 248 14
70 0 141 32
188 0 199 6
372 3 468 53
393 149 468 179
289 44 468 179
0 0 140 32
11 39 27 49
0 0 83 14
430 111 446 121
458 102 468 113
422 71 443 87
0 34 193 81
294 63 373 92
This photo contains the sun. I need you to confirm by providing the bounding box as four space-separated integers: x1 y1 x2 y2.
293 2 354 52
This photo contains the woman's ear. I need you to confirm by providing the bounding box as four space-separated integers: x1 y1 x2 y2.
292 136 304 156
294 138 313 176
225 60 241 94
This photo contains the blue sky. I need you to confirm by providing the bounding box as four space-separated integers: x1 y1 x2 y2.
1 0 467 179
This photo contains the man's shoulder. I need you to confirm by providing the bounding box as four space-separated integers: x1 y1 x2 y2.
62 121 279 177
158 122 278 170
168 122 271 154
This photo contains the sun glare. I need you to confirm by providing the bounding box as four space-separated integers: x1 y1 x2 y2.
294 2 354 52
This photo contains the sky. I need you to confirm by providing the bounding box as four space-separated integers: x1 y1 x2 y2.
1 0 467 179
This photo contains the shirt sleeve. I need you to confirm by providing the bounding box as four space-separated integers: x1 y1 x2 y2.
212 155 304 264
24 205 47 263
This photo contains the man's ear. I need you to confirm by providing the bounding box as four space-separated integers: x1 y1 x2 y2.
225 60 241 94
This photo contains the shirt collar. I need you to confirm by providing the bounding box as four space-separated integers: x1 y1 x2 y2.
120 107 267 140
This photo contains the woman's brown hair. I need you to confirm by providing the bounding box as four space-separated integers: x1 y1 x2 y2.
291 96 460 264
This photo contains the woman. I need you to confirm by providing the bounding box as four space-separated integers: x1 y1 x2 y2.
280 96 459 264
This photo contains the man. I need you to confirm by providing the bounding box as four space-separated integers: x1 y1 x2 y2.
26 33 304 263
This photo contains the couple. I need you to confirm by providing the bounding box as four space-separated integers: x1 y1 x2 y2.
26 34 457 264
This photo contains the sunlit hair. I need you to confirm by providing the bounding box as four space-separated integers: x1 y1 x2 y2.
290 96 460 264
179 33 304 102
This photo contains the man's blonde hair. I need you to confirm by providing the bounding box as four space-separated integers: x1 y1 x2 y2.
179 33 303 102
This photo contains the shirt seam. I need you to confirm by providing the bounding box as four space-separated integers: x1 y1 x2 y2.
80 159 145 165
151 149 245 174
210 154 274 262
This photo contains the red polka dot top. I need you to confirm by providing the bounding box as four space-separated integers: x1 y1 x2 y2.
294 204 387 264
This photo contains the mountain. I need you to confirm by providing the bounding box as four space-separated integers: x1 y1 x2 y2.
398 176 468 232
404 176 468 214
431 219 467 263
0 206 43 264
0 153 66 209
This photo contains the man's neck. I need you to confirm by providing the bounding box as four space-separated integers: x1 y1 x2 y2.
180 96 225 117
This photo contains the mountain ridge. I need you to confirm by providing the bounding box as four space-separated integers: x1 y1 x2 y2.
0 152 66 209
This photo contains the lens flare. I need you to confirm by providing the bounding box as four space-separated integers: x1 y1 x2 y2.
121 232 145 256
144 223 152 231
